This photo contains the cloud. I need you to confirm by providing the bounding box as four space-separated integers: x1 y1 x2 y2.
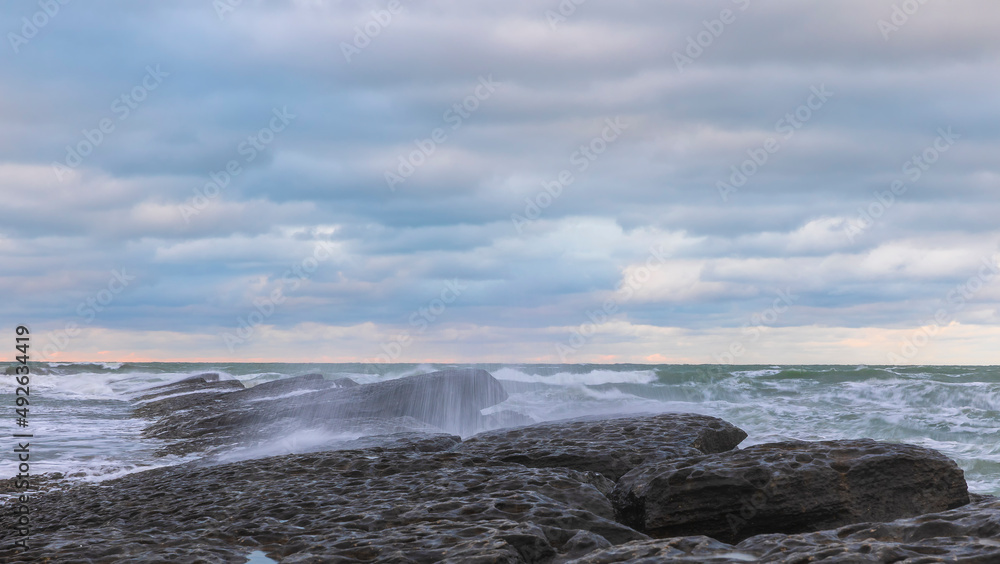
2 0 1000 362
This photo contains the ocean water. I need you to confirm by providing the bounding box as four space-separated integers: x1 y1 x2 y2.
3 363 998 495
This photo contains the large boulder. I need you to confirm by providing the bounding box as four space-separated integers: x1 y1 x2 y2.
455 413 748 480
611 439 970 543
567 498 1000 563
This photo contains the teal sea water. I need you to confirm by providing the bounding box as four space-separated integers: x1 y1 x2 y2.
3 363 999 495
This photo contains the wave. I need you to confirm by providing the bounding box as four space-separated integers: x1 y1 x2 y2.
492 367 658 386
44 361 129 373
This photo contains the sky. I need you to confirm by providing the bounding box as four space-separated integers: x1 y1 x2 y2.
2 0 1000 364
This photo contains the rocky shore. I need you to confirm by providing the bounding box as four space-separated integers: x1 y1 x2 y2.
3 369 998 562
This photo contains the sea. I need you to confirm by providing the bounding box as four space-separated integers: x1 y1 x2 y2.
3 363 999 495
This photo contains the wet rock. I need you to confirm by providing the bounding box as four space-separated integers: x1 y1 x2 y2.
133 372 241 400
334 431 463 453
736 497 1000 562
143 371 223 390
564 535 751 563
611 439 970 543
282 367 509 435
238 372 340 399
278 520 617 563
1 434 646 562
280 519 552 563
455 413 747 480
131 374 245 419
970 492 999 504
569 498 1000 563
140 368 510 455
0 472 69 495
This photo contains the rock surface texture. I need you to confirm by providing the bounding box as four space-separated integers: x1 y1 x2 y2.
0 434 645 563
611 439 970 542
455 412 748 480
567 498 1000 563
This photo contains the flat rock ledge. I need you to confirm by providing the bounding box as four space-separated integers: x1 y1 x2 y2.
0 433 645 563
611 439 970 543
455 412 748 480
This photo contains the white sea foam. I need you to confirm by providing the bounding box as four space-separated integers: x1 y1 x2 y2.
730 368 783 378
213 429 364 464
246 388 319 402
492 367 658 385
18 372 127 401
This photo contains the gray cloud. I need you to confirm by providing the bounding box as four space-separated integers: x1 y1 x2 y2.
2 0 999 362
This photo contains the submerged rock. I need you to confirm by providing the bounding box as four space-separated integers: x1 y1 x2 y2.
455 413 748 480
611 439 970 543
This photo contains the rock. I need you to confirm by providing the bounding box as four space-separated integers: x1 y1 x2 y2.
2 434 647 562
970 492 999 504
131 374 245 419
139 369 510 455
144 371 223 389
455 413 747 480
132 372 240 400
612 439 970 543
569 498 1000 563
0 472 69 495
239 372 336 399
279 519 552 563
334 431 463 453
563 535 751 563
295 367 508 434
736 497 1000 563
